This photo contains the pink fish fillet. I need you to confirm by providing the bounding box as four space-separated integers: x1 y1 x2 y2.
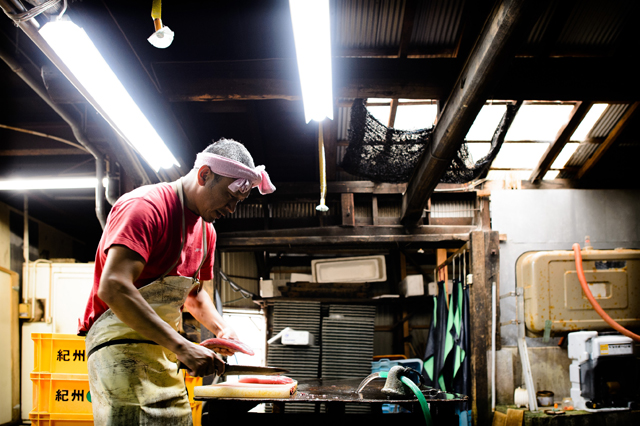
238 376 295 385
200 338 255 356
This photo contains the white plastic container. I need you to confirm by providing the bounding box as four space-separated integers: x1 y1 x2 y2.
311 255 386 283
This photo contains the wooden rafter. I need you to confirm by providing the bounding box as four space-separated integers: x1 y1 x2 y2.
398 0 418 58
156 57 639 103
529 101 593 182
388 98 399 128
402 0 543 227
576 102 639 179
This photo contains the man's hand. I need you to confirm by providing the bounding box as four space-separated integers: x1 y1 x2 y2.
213 327 240 356
176 344 225 377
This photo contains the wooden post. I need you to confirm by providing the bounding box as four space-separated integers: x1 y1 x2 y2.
469 231 500 425
341 193 355 227
400 253 411 358
372 195 379 226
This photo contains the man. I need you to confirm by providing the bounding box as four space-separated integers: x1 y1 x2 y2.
78 139 275 425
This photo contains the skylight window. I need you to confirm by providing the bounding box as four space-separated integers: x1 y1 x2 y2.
366 99 437 130
466 105 507 140
571 103 608 141
505 104 574 141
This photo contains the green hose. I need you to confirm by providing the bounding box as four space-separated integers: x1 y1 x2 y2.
378 372 433 426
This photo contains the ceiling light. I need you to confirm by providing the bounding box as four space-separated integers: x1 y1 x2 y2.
39 20 178 171
0 177 107 191
289 0 333 123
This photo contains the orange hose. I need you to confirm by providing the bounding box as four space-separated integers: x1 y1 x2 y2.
572 243 640 342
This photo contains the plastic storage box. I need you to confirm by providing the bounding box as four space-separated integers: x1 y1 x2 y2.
32 333 87 374
29 412 93 426
30 372 92 415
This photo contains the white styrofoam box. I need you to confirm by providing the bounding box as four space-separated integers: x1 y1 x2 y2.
399 275 424 297
290 273 314 283
259 279 285 298
311 255 386 283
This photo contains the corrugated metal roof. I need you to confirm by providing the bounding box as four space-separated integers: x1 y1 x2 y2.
589 104 629 138
559 103 631 176
334 0 405 49
337 106 351 140
563 140 600 169
556 0 634 48
220 252 259 309
526 2 557 45
410 0 465 47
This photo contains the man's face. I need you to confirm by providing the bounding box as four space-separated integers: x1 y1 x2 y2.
197 172 250 223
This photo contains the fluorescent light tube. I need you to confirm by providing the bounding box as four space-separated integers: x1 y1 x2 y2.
289 0 333 123
0 177 106 190
39 20 178 171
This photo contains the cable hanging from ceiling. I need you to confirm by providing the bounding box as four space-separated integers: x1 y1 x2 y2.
2 0 66 23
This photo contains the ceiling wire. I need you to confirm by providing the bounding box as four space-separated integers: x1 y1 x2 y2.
100 0 163 94
0 123 88 151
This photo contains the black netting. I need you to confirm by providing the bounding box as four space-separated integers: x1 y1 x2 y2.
341 99 520 184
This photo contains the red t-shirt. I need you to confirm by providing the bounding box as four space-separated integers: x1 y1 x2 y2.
78 182 216 335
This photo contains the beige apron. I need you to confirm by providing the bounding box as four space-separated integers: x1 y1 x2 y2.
86 180 208 426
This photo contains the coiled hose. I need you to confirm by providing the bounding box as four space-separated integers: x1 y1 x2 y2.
572 243 640 341
379 371 432 426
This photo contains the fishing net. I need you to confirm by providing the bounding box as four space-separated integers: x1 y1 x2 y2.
341 99 520 184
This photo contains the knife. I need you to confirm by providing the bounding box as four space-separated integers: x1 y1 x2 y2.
177 361 288 377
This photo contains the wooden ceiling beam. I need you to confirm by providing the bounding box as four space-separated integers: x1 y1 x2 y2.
576 102 639 179
401 0 545 227
529 101 593 182
155 57 638 103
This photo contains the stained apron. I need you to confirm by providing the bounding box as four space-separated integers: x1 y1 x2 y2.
86 180 208 425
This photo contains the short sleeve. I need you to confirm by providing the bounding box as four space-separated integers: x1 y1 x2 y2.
102 197 165 262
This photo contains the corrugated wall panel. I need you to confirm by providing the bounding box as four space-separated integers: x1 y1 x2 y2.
220 252 259 309
228 203 264 219
430 200 474 218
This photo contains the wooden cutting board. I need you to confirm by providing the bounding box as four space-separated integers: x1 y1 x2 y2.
194 381 298 399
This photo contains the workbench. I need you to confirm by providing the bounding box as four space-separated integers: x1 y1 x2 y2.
197 378 468 426
494 405 640 426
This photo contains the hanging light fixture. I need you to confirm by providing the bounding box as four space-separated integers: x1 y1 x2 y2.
0 177 107 191
289 0 334 123
148 0 174 49
39 19 178 171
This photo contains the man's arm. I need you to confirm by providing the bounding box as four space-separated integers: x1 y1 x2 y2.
97 245 224 376
184 287 239 356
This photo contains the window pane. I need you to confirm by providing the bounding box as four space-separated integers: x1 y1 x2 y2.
551 142 579 169
505 104 574 141
466 142 492 163
394 104 438 130
543 170 559 180
367 105 390 125
570 103 608 141
486 170 533 181
466 105 507 140
490 142 550 169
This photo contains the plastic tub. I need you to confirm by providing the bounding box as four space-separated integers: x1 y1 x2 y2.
31 372 92 415
32 334 87 374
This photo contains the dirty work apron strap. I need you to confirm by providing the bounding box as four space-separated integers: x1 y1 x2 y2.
87 338 158 360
